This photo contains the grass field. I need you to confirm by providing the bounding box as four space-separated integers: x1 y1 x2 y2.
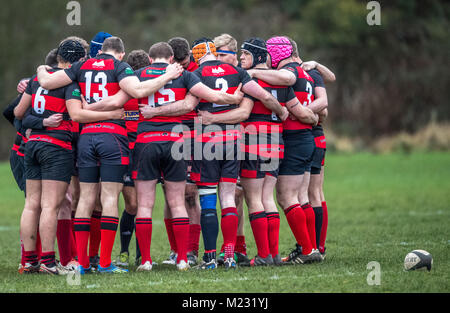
0 152 449 294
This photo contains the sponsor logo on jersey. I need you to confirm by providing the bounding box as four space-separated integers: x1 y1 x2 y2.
125 68 134 75
124 110 140 121
72 89 81 97
92 60 106 68
211 67 225 75
146 69 166 75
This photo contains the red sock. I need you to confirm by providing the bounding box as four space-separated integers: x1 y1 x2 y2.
235 235 247 255
99 216 119 268
221 207 238 259
266 212 280 256
70 226 77 259
249 211 270 258
73 218 91 268
319 201 328 253
283 204 312 255
164 218 177 253
36 231 42 262
172 218 190 263
89 211 102 258
24 250 38 265
20 239 25 266
301 203 317 250
188 224 201 253
135 218 152 264
40 251 56 267
57 219 73 266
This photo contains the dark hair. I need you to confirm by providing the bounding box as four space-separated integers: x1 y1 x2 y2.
148 42 173 60
127 49 151 71
168 37 190 62
57 40 86 64
45 48 58 68
101 36 125 54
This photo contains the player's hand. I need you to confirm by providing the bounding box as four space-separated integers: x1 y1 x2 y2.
43 114 63 127
25 128 32 139
301 61 318 71
110 108 125 120
232 83 244 104
17 79 29 94
197 110 215 125
37 65 52 73
278 106 289 122
165 63 184 80
139 103 157 119
81 95 90 110
313 113 319 126
318 108 328 123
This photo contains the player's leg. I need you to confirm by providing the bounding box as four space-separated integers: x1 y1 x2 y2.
298 171 317 250
162 193 178 265
39 179 70 273
88 191 102 268
135 179 157 271
117 185 137 267
319 164 328 256
234 185 249 263
20 179 42 273
218 181 239 269
262 174 281 264
56 190 75 268
240 177 272 266
276 174 315 260
165 179 190 270
185 183 201 265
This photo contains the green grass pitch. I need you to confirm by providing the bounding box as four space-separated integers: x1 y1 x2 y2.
0 152 449 293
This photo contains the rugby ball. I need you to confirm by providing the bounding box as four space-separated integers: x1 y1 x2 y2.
404 250 433 271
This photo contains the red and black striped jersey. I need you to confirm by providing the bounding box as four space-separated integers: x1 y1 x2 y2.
281 62 317 132
65 53 136 132
192 60 252 122
24 68 80 149
242 77 296 133
180 60 200 123
135 62 200 141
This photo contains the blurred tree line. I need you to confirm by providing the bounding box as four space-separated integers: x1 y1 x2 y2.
0 0 448 159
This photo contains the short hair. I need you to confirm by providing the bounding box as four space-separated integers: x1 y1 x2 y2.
287 37 300 58
101 36 125 54
168 37 190 62
127 49 151 71
148 42 173 60
213 33 237 52
45 48 58 68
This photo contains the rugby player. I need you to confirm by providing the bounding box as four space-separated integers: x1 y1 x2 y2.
160 37 202 266
13 39 109 274
35 36 184 274
213 33 249 265
115 49 150 267
190 37 288 269
248 36 327 264
238 38 318 266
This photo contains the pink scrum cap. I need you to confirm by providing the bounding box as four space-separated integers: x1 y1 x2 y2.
266 36 293 69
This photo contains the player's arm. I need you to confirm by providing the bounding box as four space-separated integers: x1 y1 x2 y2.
139 93 199 119
13 92 32 120
285 97 318 125
301 61 336 83
318 108 328 123
36 65 73 90
307 86 328 114
242 80 288 121
189 82 243 105
3 95 22 126
119 63 184 99
198 96 254 125
247 68 296 86
82 90 131 111
66 99 124 123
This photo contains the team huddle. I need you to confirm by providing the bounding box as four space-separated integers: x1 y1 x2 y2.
5 31 335 275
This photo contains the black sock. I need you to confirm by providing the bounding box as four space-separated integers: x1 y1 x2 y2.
313 207 323 250
200 209 219 257
119 211 136 254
